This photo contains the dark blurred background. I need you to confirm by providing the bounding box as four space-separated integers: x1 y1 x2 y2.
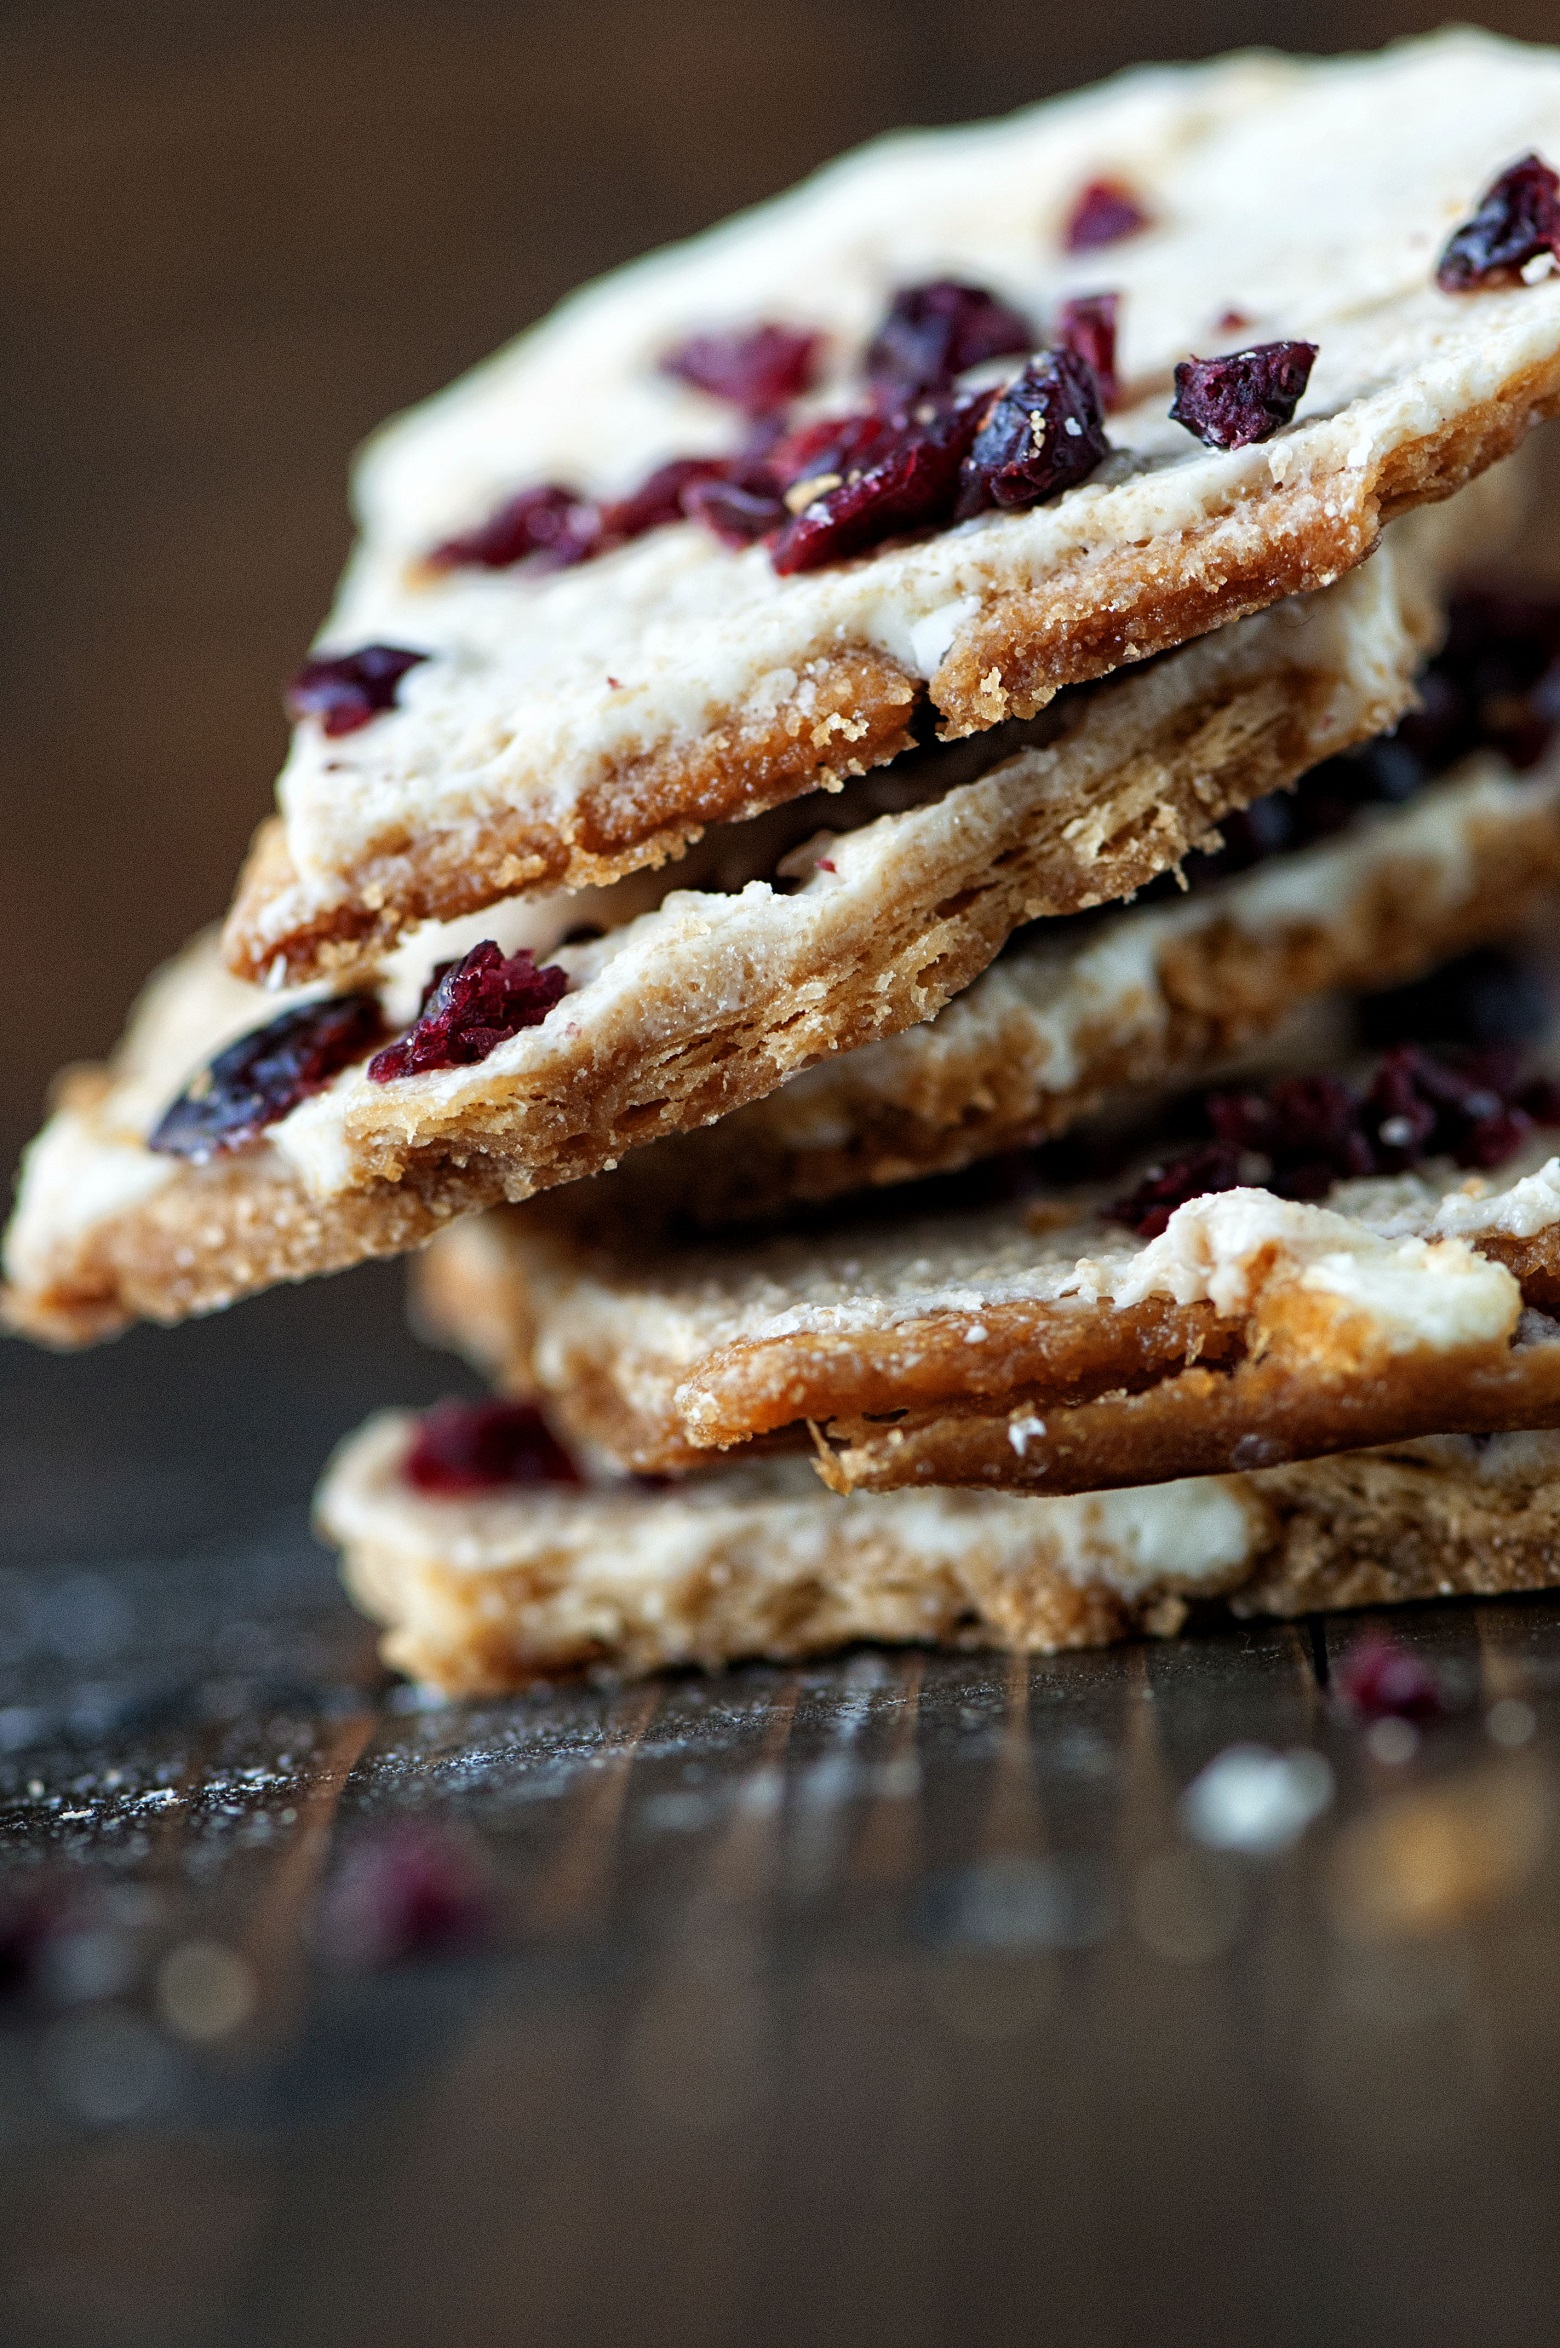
3 0 1559 1546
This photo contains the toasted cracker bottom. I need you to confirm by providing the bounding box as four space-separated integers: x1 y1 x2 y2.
318 1412 1560 1694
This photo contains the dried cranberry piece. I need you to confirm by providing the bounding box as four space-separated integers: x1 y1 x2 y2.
753 404 928 559
1105 1019 1555 1237
1203 1087 1274 1153
1055 291 1120 410
765 407 904 497
1460 1102 1535 1169
661 323 823 416
1063 177 1151 251
1103 1142 1246 1240
149 993 386 1159
769 395 983 575
316 1825 494 1971
954 348 1109 520
865 279 1033 398
1170 340 1317 450
286 645 429 738
431 461 760 574
427 483 601 573
1437 153 1560 292
369 942 567 1082
1360 1049 1441 1167
1335 1630 1442 1723
596 456 729 543
404 1398 582 1494
1362 1042 1536 1175
681 463 789 546
1264 1073 1377 1195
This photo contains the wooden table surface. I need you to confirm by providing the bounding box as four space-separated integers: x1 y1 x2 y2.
2 1384 1560 2348
9 5 1560 2341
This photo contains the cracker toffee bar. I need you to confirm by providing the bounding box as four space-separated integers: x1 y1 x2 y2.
417 944 1560 1495
318 1400 1560 1692
231 33 1560 982
5 516 1455 1344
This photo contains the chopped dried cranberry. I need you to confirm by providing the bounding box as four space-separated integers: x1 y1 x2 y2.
286 645 429 738
1462 1102 1536 1168
368 942 567 1082
1063 177 1151 251
769 394 983 574
766 406 901 490
1104 1027 1558 1237
865 279 1032 398
1104 1142 1246 1240
682 463 789 546
1055 291 1120 409
404 1398 582 1494
1216 1072 1377 1197
1363 1043 1528 1174
1170 340 1317 450
149 994 386 1159
763 411 861 479
1335 1630 1442 1723
1270 1075 1367 1188
427 484 599 573
955 348 1109 520
1437 153 1560 292
1357 1050 1439 1166
661 322 823 416
316 1825 494 1971
436 458 760 572
597 456 729 542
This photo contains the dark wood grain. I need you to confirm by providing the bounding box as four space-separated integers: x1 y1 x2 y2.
0 1529 1557 2348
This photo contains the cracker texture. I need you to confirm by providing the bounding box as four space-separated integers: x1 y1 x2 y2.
607 741 1560 1225
318 1413 1560 1691
421 1133 1560 1492
4 531 1439 1344
226 32 1560 981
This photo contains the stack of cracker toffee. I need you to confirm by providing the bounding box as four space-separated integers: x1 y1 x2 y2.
16 32 1560 1693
